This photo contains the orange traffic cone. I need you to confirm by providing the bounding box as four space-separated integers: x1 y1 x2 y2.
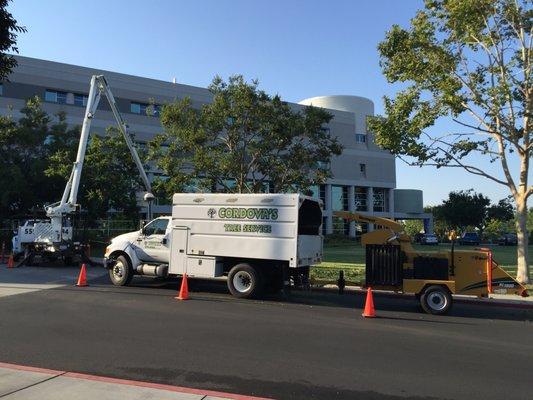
7 255 14 269
175 273 189 300
76 264 88 287
362 287 376 318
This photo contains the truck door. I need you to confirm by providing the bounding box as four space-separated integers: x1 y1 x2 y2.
135 218 170 263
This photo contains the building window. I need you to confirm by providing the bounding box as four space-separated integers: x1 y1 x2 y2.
373 188 389 212
317 184 326 208
359 163 366 177
131 102 160 116
322 216 327 236
355 187 367 211
74 93 88 107
45 90 68 104
355 134 367 143
332 185 348 212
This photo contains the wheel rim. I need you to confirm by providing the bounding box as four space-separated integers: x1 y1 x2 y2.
427 291 448 311
112 261 125 281
233 271 253 293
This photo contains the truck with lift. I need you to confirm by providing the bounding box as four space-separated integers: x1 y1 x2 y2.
12 75 154 265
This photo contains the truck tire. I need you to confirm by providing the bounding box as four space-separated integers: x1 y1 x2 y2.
420 285 452 315
227 263 263 298
109 255 134 286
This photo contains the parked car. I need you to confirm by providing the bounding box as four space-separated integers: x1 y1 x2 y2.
420 233 439 245
459 232 480 246
498 232 517 246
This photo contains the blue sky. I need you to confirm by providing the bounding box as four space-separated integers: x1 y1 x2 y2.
7 0 529 206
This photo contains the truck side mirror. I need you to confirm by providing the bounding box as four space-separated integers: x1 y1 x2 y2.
139 220 147 231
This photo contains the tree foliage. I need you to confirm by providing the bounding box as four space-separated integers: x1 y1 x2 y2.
439 189 492 232
0 97 142 221
402 219 424 237
0 0 26 81
149 75 342 198
487 196 515 221
368 0 532 282
45 127 143 222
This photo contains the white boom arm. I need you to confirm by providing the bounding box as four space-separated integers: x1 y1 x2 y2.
45 75 154 221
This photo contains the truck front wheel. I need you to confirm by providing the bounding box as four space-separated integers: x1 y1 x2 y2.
109 255 134 286
420 285 452 315
227 263 263 298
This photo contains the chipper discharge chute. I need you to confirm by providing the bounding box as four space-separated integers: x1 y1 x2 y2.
334 211 528 315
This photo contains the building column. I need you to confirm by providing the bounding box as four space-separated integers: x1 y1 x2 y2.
325 184 333 235
348 186 356 237
424 215 434 234
388 188 395 219
366 187 374 232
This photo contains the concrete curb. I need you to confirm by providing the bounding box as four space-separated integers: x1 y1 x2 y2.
0 362 273 400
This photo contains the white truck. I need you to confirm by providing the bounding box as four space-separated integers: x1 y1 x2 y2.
104 193 323 298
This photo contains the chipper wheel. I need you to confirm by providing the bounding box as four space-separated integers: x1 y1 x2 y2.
420 285 452 315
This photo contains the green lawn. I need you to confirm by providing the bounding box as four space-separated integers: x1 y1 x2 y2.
312 242 533 285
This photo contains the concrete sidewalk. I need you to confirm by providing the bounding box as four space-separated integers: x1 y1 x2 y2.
0 363 270 400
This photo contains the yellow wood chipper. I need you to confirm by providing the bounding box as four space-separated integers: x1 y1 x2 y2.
334 211 528 314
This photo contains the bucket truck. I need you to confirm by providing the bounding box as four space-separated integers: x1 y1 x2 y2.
12 75 154 265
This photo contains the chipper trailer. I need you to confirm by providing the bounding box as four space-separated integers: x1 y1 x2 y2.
12 75 154 265
335 211 528 314
104 193 323 298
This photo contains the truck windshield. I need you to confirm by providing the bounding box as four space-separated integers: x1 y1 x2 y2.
298 199 322 235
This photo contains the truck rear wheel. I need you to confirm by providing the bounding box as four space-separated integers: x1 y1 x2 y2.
227 263 263 298
420 285 452 315
109 255 133 286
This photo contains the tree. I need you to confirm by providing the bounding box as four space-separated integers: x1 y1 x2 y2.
150 75 342 197
46 127 144 222
368 0 532 283
402 219 424 237
0 97 65 219
439 190 491 233
0 96 143 222
0 0 26 81
485 217 514 241
487 196 515 221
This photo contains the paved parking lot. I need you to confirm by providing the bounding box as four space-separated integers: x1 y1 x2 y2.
0 263 532 400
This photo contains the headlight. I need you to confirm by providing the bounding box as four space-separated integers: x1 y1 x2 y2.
104 246 111 257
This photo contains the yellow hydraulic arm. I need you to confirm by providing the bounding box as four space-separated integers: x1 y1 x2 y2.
333 211 413 251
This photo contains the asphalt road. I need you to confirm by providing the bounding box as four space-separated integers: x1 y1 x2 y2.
0 269 532 400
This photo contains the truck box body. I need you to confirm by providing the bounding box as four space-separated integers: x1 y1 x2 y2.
169 193 322 276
